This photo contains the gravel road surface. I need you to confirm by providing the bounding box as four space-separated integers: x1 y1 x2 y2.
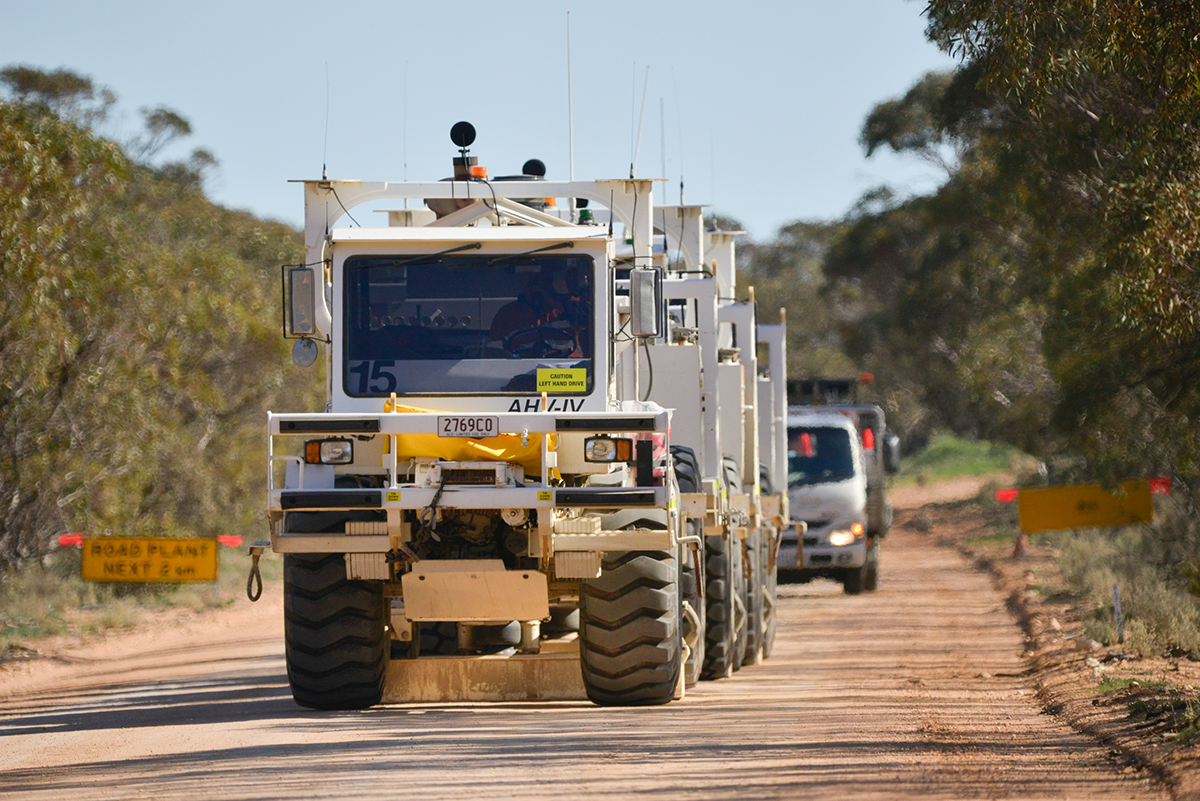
0 502 1166 799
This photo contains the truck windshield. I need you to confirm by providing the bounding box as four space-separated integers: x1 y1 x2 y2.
344 253 594 395
787 426 855 487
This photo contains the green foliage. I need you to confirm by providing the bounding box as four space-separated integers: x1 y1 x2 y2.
894 433 1028 485
739 220 858 379
0 68 320 570
0 64 115 127
920 0 1200 488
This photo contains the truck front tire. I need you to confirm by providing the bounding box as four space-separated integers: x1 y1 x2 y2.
742 529 764 666
670 446 706 687
761 529 779 658
701 532 746 679
283 553 387 710
842 539 880 595
580 550 682 706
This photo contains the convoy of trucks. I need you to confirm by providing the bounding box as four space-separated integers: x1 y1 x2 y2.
260 123 791 709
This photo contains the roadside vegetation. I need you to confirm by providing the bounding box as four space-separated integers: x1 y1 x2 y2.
0 65 318 657
0 65 321 574
0 546 282 661
892 433 1033 486
741 2 1200 661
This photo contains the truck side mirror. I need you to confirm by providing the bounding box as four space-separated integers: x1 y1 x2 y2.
629 268 661 338
286 266 317 337
883 433 901 474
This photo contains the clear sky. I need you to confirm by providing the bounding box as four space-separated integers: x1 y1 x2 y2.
2 1 957 239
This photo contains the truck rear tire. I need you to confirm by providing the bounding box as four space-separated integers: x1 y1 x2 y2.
580 550 682 706
671 446 705 688
742 529 764 666
284 553 387 710
761 529 779 658
701 532 746 679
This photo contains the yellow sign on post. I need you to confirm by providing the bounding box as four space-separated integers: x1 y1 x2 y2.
82 538 218 583
1017 481 1153 533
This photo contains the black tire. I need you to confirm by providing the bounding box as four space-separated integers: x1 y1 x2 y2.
730 534 747 669
844 538 880 595
579 550 682 706
865 538 880 592
701 532 745 679
843 566 868 595
679 542 705 687
718 455 748 672
671 446 706 688
742 529 764 666
761 529 779 659
284 553 387 710
671 446 701 491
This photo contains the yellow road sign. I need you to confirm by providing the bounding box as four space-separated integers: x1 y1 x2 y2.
1017 480 1153 533
82 537 218 583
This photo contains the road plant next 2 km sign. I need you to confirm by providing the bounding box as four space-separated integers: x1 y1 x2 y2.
82 538 218 582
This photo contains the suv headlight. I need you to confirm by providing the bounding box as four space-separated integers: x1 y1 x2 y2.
828 522 865 547
305 438 353 465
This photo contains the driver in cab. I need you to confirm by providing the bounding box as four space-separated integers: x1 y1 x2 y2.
488 266 568 354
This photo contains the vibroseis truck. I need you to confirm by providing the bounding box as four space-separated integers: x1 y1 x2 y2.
255 123 789 708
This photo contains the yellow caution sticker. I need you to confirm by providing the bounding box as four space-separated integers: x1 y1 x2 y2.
536 368 587 393
1018 480 1153 533
537 491 553 502
386 491 402 503
82 538 218 583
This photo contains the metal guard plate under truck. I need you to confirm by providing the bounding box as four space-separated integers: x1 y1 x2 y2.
261 123 788 709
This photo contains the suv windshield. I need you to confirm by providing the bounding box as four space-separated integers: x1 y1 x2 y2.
787 426 855 487
344 253 594 395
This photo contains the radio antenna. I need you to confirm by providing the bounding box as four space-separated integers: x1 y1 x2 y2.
629 62 637 178
403 60 409 207
659 97 667 206
566 11 575 183
631 65 650 178
672 67 684 204
322 62 330 180
709 127 716 207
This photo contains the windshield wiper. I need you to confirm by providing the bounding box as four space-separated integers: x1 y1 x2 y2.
365 242 482 269
474 241 575 267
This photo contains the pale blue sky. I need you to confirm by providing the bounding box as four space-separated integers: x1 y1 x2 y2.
3 1 957 238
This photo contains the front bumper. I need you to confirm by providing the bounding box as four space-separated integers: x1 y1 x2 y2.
779 521 867 571
269 485 671 554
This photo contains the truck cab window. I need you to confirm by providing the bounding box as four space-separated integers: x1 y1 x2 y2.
344 254 594 395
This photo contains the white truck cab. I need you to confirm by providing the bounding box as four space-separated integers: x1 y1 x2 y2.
780 410 877 594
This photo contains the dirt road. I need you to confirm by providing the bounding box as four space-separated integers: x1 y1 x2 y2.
0 498 1167 799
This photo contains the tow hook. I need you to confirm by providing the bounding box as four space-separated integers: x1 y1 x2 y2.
246 541 270 602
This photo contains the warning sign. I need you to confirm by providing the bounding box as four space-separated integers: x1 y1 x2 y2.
1017 480 1153 533
82 538 218 583
536 367 587 393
